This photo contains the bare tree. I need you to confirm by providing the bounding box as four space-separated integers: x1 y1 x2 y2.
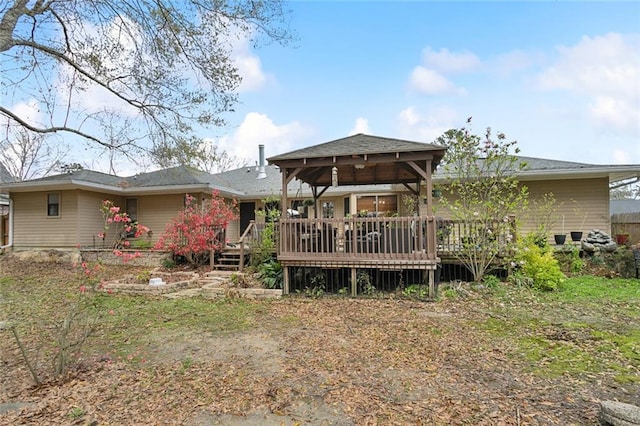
0 127 68 180
1 0 292 166
193 139 248 173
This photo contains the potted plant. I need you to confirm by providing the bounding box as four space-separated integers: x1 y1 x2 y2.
554 214 566 245
616 233 630 245
615 224 630 246
570 200 588 242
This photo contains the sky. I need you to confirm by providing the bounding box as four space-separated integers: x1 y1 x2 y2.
3 1 640 175
213 1 640 170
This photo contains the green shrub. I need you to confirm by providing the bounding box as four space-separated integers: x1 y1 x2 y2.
482 274 501 289
250 222 276 268
554 246 584 274
161 258 176 269
513 235 565 291
257 259 283 289
583 248 636 278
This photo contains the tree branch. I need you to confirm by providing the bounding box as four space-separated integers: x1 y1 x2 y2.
0 106 108 147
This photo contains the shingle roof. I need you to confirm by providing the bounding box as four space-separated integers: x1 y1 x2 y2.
0 162 16 183
267 134 446 162
22 169 123 186
131 165 228 187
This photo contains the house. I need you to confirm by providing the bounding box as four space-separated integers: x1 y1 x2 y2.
0 162 15 248
1 135 639 287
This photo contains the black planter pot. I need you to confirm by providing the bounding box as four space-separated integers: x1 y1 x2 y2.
554 234 566 245
570 231 583 242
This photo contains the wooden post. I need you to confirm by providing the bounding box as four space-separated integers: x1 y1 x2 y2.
283 265 290 294
428 268 435 299
351 267 357 297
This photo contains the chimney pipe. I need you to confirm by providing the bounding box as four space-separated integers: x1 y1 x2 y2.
257 144 267 179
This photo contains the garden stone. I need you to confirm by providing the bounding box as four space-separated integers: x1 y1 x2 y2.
599 401 640 426
0 402 35 414
583 230 617 253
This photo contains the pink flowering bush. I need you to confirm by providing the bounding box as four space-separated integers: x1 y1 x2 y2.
154 191 238 266
99 200 150 262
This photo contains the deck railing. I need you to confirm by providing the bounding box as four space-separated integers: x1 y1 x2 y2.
435 217 516 258
237 216 516 268
277 216 438 262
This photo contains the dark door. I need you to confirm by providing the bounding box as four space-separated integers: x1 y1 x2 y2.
240 202 256 234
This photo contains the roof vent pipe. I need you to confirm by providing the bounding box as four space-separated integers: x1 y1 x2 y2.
257 144 267 179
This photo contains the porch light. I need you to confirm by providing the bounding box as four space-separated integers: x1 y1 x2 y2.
332 166 338 186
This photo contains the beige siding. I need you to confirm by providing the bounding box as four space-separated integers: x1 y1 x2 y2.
525 178 610 236
227 220 240 243
13 191 79 248
137 194 184 243
77 192 125 248
432 177 610 241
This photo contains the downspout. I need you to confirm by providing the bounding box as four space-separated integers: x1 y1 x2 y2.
1 198 13 249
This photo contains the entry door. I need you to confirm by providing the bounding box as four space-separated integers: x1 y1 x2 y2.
240 202 256 234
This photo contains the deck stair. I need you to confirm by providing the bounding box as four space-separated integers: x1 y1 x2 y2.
211 247 245 271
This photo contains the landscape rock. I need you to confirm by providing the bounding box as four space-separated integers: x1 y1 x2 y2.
599 401 640 426
582 230 617 253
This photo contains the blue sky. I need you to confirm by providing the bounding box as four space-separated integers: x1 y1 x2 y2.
214 1 640 170
2 1 639 175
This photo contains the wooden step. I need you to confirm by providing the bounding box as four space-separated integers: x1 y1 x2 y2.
211 249 244 271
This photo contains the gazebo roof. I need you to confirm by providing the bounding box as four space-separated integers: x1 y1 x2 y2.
268 133 445 162
267 133 447 188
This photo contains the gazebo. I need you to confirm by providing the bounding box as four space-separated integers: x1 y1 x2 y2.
267 134 447 297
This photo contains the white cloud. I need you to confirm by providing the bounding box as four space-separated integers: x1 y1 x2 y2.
536 33 640 135
216 112 313 165
408 47 479 95
409 67 464 95
420 47 480 73
397 106 458 142
230 36 271 92
492 49 541 75
349 117 371 135
6 99 42 127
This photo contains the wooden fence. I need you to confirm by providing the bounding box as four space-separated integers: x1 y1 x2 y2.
611 212 640 246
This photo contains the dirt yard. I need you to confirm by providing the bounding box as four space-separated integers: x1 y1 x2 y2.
1 256 638 425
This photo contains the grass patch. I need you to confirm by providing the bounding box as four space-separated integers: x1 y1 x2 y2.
478 276 640 383
92 295 260 358
521 336 603 376
549 276 640 302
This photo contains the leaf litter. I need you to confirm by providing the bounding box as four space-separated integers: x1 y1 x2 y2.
1 258 638 424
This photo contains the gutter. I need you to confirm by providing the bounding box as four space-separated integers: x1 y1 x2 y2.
0 198 13 250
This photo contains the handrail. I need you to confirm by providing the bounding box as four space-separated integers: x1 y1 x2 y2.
237 220 256 272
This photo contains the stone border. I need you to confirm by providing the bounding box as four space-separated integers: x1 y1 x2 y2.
102 271 200 295
81 249 171 266
100 270 283 299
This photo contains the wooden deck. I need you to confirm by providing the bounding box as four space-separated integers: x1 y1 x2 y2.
237 216 515 296
276 216 439 270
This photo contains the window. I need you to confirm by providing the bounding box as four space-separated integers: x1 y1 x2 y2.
356 195 398 216
125 198 138 237
322 201 334 218
125 198 138 222
47 193 60 217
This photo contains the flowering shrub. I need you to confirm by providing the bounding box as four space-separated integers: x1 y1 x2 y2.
512 234 565 291
98 200 150 262
154 191 238 266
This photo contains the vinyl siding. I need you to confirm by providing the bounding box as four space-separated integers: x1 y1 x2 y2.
137 194 185 243
525 178 610 237
432 177 610 241
13 191 79 248
77 192 125 248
